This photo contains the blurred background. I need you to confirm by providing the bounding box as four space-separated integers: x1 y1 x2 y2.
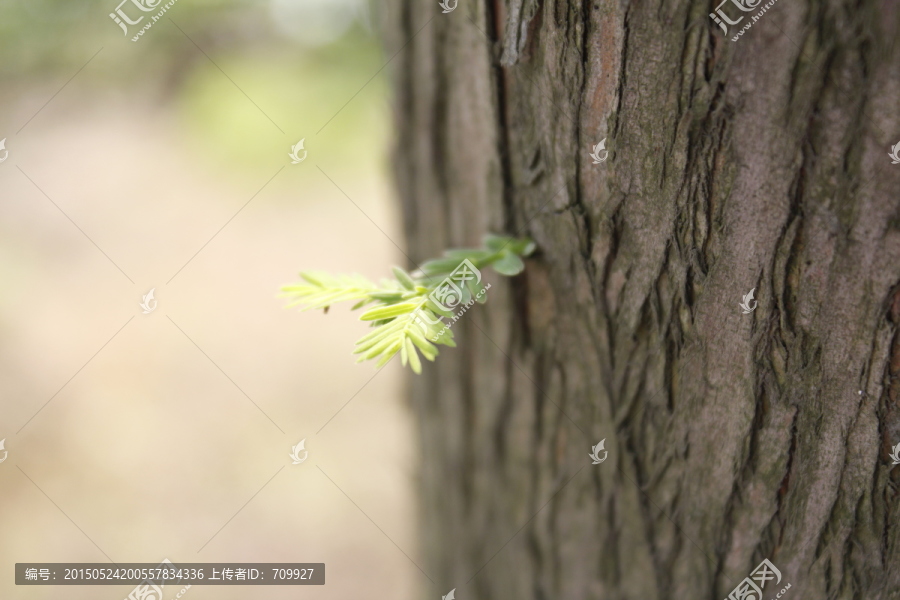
0 0 419 598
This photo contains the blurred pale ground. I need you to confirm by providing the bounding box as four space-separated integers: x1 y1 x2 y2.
0 1 420 599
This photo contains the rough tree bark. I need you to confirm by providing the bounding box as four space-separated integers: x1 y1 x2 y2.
384 0 900 598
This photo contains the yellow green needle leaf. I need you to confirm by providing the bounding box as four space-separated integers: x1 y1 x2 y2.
405 338 422 374
359 302 420 321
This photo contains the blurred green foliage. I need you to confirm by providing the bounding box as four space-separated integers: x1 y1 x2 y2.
1 0 388 173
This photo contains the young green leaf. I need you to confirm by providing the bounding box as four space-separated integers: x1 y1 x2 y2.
419 257 467 277
369 291 406 303
359 302 420 321
405 338 422 374
492 252 525 276
392 266 417 291
283 235 534 373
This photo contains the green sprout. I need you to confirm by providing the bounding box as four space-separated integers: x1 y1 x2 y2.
281 235 535 373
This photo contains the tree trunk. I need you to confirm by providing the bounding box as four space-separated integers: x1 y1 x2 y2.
384 1 900 598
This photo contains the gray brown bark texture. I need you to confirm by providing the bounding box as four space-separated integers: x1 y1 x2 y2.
383 0 900 598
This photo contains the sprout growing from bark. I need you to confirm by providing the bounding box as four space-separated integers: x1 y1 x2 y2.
281 235 534 373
